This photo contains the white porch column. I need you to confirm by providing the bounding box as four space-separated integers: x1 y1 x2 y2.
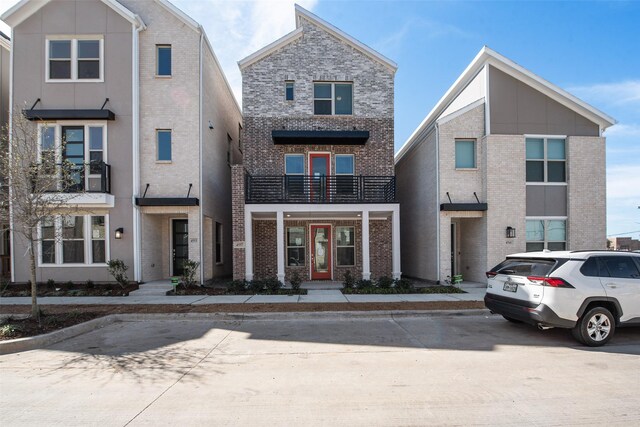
392 206 402 280
244 209 253 281
361 210 371 280
276 211 285 283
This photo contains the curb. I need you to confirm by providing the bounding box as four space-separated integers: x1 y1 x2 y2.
0 309 491 354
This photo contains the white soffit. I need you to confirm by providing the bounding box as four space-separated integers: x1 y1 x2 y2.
395 46 617 164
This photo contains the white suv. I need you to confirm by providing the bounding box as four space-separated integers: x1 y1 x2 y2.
484 250 640 346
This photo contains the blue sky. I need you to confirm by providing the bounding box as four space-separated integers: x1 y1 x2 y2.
1 0 638 239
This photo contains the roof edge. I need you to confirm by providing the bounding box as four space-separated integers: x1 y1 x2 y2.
294 4 397 73
154 0 199 32
238 27 304 70
395 46 617 164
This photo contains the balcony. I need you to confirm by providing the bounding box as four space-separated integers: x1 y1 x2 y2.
246 175 396 204
35 162 114 207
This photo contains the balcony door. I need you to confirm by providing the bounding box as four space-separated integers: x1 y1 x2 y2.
311 224 332 280
309 152 330 202
62 126 85 192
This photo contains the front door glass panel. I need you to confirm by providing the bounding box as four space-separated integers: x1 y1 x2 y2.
311 225 331 279
172 219 188 276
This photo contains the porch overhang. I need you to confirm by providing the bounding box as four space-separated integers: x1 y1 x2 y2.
271 130 369 145
440 203 488 211
135 197 199 207
23 109 116 121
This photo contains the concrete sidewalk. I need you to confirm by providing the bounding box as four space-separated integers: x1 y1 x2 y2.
0 284 486 306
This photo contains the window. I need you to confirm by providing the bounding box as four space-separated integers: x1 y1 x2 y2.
238 123 243 153
215 222 223 264
47 38 102 81
285 154 305 195
336 226 355 266
41 217 56 264
455 140 476 169
41 215 107 265
287 227 305 266
38 124 107 192
285 81 294 101
314 82 353 115
157 130 172 161
157 45 172 76
600 257 640 279
227 134 232 166
91 216 106 263
526 138 566 183
62 216 84 264
526 219 566 252
335 154 355 195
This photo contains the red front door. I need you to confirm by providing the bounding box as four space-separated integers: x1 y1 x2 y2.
311 225 332 280
309 153 330 202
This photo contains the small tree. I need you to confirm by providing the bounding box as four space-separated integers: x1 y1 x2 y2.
106 259 129 289
0 109 78 321
181 259 200 287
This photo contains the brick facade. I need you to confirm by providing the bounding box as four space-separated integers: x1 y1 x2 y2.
233 9 398 282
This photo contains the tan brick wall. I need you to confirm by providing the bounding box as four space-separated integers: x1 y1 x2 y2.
567 136 606 250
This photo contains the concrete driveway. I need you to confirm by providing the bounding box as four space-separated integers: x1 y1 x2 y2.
1 312 639 426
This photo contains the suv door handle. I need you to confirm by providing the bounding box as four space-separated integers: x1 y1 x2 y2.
606 283 617 289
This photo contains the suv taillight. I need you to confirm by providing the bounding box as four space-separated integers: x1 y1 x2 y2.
527 276 574 288
486 271 497 279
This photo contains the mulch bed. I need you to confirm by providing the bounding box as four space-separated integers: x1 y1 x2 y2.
167 285 308 296
342 285 466 294
0 311 104 341
1 283 139 297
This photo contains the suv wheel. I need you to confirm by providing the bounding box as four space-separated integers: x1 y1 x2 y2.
573 307 616 347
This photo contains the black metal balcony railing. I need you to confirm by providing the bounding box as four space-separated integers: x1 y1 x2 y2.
246 175 396 204
34 162 111 194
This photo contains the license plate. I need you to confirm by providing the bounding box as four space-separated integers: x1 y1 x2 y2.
503 282 518 293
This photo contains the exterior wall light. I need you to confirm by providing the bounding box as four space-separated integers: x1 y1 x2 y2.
115 228 124 239
506 226 516 239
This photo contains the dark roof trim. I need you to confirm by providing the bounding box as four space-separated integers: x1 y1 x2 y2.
440 203 488 212
272 130 369 145
135 198 199 207
23 109 116 121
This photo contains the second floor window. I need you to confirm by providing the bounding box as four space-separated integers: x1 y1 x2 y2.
47 38 102 81
157 130 172 161
455 140 476 169
314 82 353 115
285 81 294 100
157 45 172 76
526 138 566 183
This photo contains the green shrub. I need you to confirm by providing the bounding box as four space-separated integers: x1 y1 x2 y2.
356 279 374 290
181 259 200 287
46 278 56 289
228 280 247 294
0 323 20 338
289 272 302 292
65 281 74 289
343 271 355 289
264 277 282 293
85 280 95 289
394 278 414 292
106 259 129 288
248 279 264 293
377 276 394 289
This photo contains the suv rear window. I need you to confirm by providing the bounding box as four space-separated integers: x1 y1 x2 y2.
491 258 557 277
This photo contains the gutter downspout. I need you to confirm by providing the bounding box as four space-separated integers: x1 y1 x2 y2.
132 19 145 283
198 28 204 285
8 28 15 283
435 122 440 284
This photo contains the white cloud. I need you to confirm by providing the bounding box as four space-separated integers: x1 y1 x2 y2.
605 123 640 138
174 0 318 106
569 80 640 108
607 164 640 201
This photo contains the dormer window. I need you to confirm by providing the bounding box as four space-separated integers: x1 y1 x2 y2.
314 82 353 115
47 37 103 82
